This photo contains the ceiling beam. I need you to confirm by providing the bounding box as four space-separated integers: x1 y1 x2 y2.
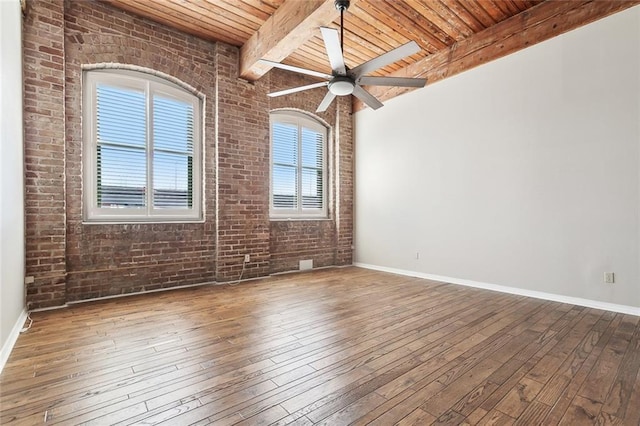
240 0 354 81
354 0 640 111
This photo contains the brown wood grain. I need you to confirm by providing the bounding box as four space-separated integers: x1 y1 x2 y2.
240 0 336 80
1 267 638 425
495 377 544 418
100 0 568 110
354 0 640 111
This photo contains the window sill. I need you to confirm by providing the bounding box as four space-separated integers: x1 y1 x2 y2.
82 218 205 225
269 217 332 222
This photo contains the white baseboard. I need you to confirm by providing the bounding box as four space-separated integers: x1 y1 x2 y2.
0 308 28 374
269 264 351 277
64 281 218 307
354 263 640 317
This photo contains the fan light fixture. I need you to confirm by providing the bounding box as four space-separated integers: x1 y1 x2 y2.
328 77 354 96
259 0 427 112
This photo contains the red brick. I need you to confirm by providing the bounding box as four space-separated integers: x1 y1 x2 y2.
22 0 353 309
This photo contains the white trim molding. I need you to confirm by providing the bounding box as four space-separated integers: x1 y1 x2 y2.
354 263 640 317
269 110 329 220
82 68 203 223
0 309 28 374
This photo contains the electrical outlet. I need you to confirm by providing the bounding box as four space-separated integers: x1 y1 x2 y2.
604 272 615 284
415 252 420 260
244 254 250 263
25 276 35 284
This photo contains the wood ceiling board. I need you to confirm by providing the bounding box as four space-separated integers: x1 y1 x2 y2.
461 0 499 28
330 28 396 69
497 0 518 15
288 45 333 74
185 1 261 35
105 0 283 47
385 1 457 46
342 8 416 53
292 40 412 78
294 35 338 62
357 0 448 52
528 1 546 8
284 38 335 72
354 0 640 111
111 0 250 44
324 8 416 63
511 0 533 11
447 0 489 31
240 0 354 80
479 0 511 23
339 24 394 61
347 3 431 59
406 0 474 41
103 0 630 109
493 0 516 15
293 35 408 77
103 0 241 46
208 0 272 25
281 54 331 77
255 17 422 81
159 0 258 41
510 0 530 13
237 0 283 14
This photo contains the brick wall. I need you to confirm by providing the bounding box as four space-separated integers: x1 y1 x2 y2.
62 0 218 302
23 0 67 308
214 42 271 281
335 96 354 265
22 0 353 309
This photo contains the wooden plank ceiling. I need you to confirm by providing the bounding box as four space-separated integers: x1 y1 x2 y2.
104 0 639 110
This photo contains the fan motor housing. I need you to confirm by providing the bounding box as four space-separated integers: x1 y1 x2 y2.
334 0 350 12
328 76 355 96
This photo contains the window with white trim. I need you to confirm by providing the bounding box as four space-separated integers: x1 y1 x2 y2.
83 69 202 222
270 111 328 218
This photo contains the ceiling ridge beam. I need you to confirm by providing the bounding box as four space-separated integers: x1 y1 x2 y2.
240 0 356 81
354 0 640 112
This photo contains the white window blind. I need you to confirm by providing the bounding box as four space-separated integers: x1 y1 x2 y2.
270 111 327 218
152 94 194 209
84 69 202 222
272 122 298 209
301 127 324 210
96 84 147 208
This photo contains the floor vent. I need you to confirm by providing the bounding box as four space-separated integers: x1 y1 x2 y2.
299 259 313 271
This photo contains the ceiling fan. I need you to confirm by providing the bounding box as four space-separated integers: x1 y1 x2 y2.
259 0 427 112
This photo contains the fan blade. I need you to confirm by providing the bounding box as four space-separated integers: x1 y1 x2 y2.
358 76 426 88
316 91 337 113
259 59 332 80
267 82 328 97
320 27 346 76
350 41 421 78
352 85 383 110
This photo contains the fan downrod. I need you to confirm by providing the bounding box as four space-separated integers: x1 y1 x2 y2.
334 0 350 54
334 0 350 12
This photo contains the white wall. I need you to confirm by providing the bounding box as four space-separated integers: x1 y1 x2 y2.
355 6 640 310
0 0 27 370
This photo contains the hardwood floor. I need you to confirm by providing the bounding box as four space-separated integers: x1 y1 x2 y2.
1 267 639 425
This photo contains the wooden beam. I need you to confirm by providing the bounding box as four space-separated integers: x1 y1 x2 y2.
240 0 352 81
354 0 640 111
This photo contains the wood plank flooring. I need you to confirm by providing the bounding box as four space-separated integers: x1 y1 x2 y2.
1 267 639 425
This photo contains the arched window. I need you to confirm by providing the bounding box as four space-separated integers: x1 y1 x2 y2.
83 68 202 222
270 111 328 218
